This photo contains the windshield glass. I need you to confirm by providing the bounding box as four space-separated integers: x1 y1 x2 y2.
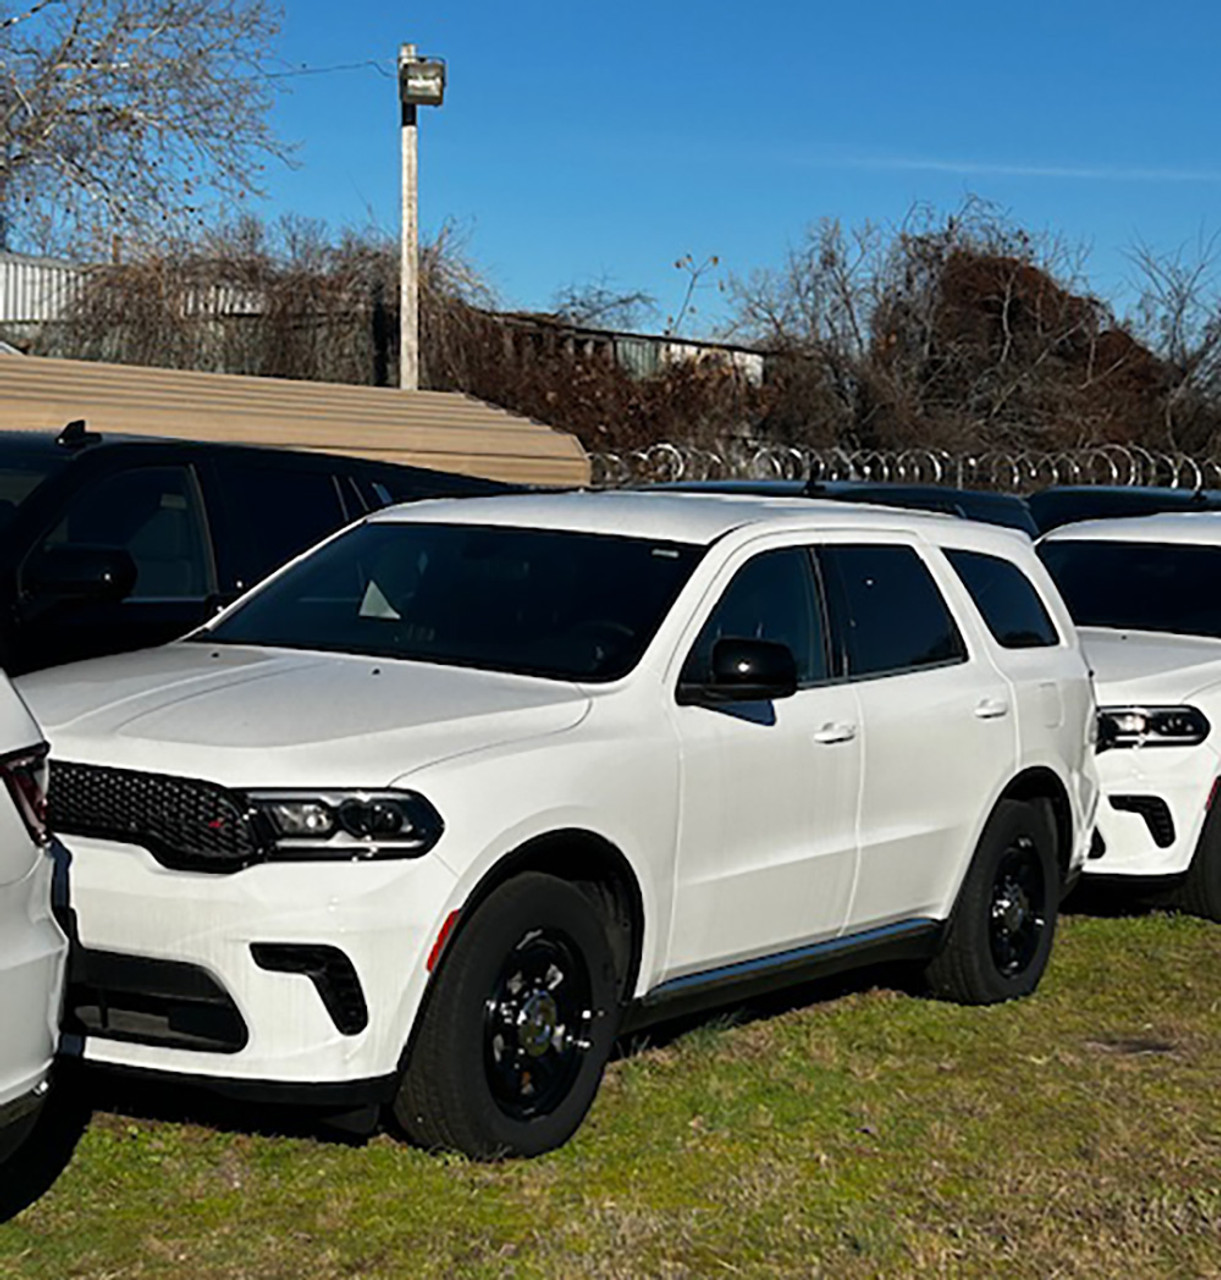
201 521 705 680
1038 539 1221 638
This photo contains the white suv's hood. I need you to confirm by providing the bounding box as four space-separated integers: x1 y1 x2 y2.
1080 627 1221 705
17 643 591 789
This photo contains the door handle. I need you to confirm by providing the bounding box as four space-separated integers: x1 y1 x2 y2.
813 722 857 744
974 698 1010 720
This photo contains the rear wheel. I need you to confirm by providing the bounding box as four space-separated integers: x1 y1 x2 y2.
926 799 1060 1004
394 873 621 1158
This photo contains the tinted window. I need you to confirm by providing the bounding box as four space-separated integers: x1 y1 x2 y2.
822 545 966 678
681 547 826 686
223 465 348 578
946 549 1059 648
1039 540 1221 638
38 465 210 599
203 522 702 681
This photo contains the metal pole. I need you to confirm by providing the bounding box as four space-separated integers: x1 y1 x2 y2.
399 44 419 391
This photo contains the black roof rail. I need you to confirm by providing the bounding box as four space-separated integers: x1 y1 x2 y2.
56 419 102 450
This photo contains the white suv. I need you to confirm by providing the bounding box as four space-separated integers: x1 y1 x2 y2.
0 677 65 1167
1040 512 1221 914
20 493 1096 1157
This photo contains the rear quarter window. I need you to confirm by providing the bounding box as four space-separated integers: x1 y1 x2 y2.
945 549 1060 649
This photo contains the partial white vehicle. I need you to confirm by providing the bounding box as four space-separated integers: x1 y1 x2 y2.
20 493 1096 1157
0 678 65 1164
1040 512 1221 915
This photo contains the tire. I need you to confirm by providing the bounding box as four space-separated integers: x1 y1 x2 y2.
1176 804 1221 921
393 872 621 1159
925 798 1060 1005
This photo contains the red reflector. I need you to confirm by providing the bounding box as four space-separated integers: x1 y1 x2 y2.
426 909 460 972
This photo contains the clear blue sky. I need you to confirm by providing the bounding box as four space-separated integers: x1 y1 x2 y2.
263 0 1221 334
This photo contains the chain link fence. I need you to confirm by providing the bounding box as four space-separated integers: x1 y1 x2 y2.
590 442 1221 492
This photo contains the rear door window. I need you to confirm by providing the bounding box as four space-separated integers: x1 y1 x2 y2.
219 463 350 582
821 544 967 678
946 549 1059 648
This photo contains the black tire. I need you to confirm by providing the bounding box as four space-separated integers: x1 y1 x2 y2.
1176 805 1221 921
925 798 1060 1005
394 872 621 1159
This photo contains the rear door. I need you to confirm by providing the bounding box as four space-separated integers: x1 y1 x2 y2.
821 538 1018 931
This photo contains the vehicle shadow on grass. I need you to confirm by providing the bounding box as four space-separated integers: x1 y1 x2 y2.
77 1066 380 1149
1061 878 1169 920
0 1065 93 1223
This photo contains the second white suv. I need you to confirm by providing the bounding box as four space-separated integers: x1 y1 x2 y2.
21 493 1096 1157
1040 512 1221 914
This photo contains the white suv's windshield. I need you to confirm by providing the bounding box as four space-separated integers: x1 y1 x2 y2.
201 521 704 680
1039 539 1221 638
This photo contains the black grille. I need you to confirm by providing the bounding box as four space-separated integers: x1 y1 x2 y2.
49 760 264 873
1110 795 1176 849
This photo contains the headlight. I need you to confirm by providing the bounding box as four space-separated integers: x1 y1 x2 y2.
247 789 444 860
1096 705 1211 752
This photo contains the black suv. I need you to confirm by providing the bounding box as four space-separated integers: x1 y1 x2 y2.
0 423 506 673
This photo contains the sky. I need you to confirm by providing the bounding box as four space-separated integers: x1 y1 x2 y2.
262 0 1221 335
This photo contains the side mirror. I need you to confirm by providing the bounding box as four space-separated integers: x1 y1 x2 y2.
678 637 799 706
26 545 138 604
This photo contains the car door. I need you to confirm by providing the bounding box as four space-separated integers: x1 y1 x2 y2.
664 543 862 981
820 539 1018 931
15 463 217 670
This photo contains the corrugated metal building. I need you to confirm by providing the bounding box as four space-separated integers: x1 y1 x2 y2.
0 354 590 486
0 251 84 324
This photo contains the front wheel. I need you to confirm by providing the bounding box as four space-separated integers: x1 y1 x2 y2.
926 798 1060 1004
393 873 621 1158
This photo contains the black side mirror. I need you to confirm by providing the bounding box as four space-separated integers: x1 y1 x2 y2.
26 545 138 604
678 637 799 706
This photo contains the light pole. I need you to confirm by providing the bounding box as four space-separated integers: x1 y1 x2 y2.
398 44 446 391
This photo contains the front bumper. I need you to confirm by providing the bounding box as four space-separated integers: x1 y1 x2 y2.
1085 740 1220 879
62 833 458 1087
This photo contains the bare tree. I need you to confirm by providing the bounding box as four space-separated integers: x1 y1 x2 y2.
1127 234 1221 451
0 0 285 251
551 275 656 331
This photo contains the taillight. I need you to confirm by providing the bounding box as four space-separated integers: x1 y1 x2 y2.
0 746 49 846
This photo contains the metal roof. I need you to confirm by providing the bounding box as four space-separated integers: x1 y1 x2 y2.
0 354 589 485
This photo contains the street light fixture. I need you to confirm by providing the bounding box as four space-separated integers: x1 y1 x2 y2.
398 44 446 391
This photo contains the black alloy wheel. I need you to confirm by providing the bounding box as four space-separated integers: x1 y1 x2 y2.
987 836 1047 978
483 928 595 1121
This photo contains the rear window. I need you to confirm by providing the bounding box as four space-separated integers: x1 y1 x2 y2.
821 545 967 679
1038 539 1221 638
946 549 1059 648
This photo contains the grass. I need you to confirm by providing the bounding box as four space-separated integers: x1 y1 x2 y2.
3 910 1221 1278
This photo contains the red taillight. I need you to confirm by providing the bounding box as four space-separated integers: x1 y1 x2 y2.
0 747 49 846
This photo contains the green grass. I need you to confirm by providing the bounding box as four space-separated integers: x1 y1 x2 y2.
4 911 1221 1278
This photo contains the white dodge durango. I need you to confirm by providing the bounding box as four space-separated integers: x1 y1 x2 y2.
21 493 1097 1157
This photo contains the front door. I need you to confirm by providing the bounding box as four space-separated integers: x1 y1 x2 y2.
665 544 862 982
